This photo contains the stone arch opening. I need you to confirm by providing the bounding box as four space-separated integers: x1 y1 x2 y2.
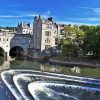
9 46 24 57
0 47 4 56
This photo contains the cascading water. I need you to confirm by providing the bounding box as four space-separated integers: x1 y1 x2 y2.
1 69 100 100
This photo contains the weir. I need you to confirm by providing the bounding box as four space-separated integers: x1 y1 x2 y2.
1 69 100 100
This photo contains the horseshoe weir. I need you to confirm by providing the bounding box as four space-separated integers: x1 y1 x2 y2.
1 69 100 100
0 57 100 100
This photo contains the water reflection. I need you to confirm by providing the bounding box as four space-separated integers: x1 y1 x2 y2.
0 57 10 71
0 56 100 78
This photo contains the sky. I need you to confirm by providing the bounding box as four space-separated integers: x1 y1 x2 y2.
0 0 100 27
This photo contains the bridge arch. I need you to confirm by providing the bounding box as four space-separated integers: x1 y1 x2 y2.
9 46 24 57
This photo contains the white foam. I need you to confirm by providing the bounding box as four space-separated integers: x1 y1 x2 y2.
28 82 79 100
28 81 100 100
14 73 100 100
13 74 35 100
1 71 23 100
4 69 100 83
13 73 80 100
1 69 100 100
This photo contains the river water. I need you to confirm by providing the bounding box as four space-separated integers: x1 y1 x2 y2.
0 56 100 100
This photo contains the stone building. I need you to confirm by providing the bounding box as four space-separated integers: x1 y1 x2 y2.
17 22 33 35
0 32 14 57
33 16 59 52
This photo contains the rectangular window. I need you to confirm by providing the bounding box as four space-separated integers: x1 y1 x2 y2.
7 38 9 41
45 45 50 49
45 38 50 43
45 31 51 36
45 45 47 49
46 25 52 29
55 38 58 45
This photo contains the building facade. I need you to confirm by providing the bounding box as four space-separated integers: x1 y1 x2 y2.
33 16 59 52
0 32 33 57
17 22 33 35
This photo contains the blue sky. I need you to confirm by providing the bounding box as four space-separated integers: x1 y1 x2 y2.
0 0 100 26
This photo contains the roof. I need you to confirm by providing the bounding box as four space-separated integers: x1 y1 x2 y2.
18 22 32 29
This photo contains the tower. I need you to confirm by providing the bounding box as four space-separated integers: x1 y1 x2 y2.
33 15 58 52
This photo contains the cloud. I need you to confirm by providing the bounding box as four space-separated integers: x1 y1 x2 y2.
68 17 100 21
0 20 18 23
93 9 100 15
80 7 100 15
24 10 55 18
0 10 55 26
6 5 23 7
56 21 84 25
41 10 52 18
0 10 54 19
26 14 49 18
56 20 98 26
0 14 39 18
68 17 100 22
47 10 51 15
0 15 24 18
43 10 51 15
0 15 18 18
79 7 100 10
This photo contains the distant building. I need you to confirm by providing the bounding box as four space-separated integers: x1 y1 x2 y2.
33 15 59 52
17 22 33 35
57 24 80 39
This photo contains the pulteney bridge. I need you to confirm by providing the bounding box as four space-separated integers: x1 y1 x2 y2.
0 32 33 58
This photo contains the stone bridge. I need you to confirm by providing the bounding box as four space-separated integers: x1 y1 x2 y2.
0 32 33 58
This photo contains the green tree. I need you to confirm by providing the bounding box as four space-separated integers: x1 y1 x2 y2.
60 25 84 57
83 26 100 58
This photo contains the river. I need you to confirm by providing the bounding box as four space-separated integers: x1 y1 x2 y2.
0 56 100 100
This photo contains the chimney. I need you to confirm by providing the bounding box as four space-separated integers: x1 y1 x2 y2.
20 22 23 26
27 23 30 27
48 17 53 21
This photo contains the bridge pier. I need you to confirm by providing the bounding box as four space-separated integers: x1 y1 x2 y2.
4 52 9 60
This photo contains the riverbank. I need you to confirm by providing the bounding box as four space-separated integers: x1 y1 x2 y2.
49 57 100 67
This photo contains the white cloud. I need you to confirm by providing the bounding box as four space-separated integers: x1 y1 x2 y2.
47 10 51 15
68 18 100 21
93 9 100 15
56 20 99 26
0 14 40 18
41 10 52 18
0 10 54 19
0 20 18 23
57 21 84 25
80 7 100 15
6 5 23 7
79 7 100 10
0 15 23 18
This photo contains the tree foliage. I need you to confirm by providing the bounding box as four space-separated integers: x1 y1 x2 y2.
83 26 100 58
60 25 84 56
59 25 100 58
